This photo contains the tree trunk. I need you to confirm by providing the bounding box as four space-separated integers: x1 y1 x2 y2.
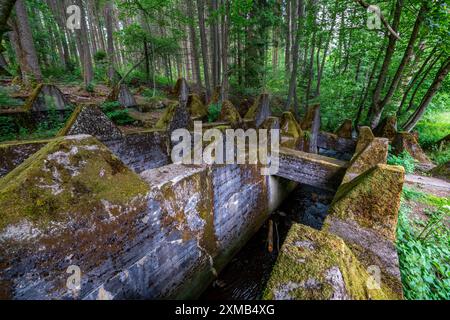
0 0 16 46
369 0 403 128
75 0 94 87
104 0 115 84
220 0 230 102
186 0 202 88
14 0 42 83
285 0 304 111
196 0 211 98
403 58 450 132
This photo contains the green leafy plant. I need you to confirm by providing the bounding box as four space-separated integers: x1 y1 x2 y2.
0 116 17 142
85 83 95 93
208 102 222 123
388 150 416 173
397 200 450 300
0 88 22 108
101 101 135 125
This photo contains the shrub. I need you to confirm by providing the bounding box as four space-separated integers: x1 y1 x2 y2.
388 150 416 173
101 101 135 125
85 83 95 93
208 102 222 123
397 195 450 300
0 88 22 108
0 116 17 141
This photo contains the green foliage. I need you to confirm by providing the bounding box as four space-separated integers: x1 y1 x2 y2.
85 83 95 93
0 116 17 142
0 88 22 108
388 150 416 174
397 191 450 300
101 101 134 125
207 102 222 123
94 50 107 63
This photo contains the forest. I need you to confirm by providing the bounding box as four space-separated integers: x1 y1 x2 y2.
0 0 449 301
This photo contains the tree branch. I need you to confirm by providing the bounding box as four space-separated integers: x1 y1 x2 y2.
354 0 401 40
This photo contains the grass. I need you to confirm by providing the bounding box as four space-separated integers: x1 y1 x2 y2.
397 186 450 300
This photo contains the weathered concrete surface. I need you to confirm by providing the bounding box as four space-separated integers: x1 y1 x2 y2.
280 112 306 151
355 126 375 154
24 84 70 112
58 105 123 142
263 223 399 300
317 131 356 155
276 147 348 191
187 94 208 120
105 129 170 174
0 135 149 299
325 164 405 299
373 116 397 141
329 164 405 241
0 139 49 177
108 84 137 108
335 119 353 139
244 93 271 128
218 100 242 128
342 137 389 184
392 132 434 170
155 102 193 134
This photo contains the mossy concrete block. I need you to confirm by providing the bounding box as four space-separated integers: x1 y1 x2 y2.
262 223 398 300
218 100 242 128
335 119 353 139
24 84 70 112
355 126 375 154
0 139 49 177
325 216 404 299
0 135 149 299
342 137 388 184
244 93 271 128
317 131 356 155
58 105 123 142
107 84 137 108
188 94 208 119
329 164 405 241
373 116 397 141
155 102 193 134
430 161 449 181
392 132 433 168
300 104 320 131
280 112 302 138
261 116 280 130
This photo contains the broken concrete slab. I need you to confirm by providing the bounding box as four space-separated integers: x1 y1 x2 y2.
244 93 271 128
317 131 356 155
280 112 306 151
355 126 375 154
262 223 399 300
58 105 123 142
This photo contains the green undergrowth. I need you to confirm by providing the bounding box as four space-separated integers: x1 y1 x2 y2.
397 187 450 300
388 150 416 174
100 101 135 125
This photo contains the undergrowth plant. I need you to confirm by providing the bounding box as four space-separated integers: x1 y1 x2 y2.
397 188 450 300
101 101 135 125
388 150 416 173
208 102 222 123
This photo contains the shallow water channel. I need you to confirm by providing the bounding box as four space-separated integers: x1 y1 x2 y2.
200 184 335 300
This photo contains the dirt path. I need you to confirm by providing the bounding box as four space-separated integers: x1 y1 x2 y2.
405 174 450 198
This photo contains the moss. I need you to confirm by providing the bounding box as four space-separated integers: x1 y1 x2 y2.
218 100 242 127
56 105 83 137
0 135 149 231
155 102 178 130
188 94 208 119
23 83 44 112
262 223 398 300
355 126 374 154
280 112 302 138
330 164 405 241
